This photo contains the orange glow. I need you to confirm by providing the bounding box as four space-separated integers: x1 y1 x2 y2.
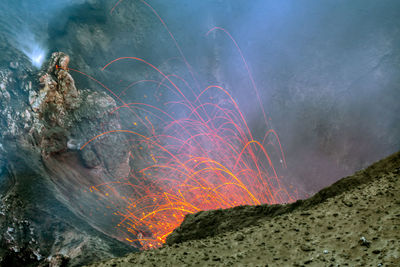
81 78 297 248
77 0 299 250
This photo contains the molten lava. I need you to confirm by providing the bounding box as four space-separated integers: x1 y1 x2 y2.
76 0 299 249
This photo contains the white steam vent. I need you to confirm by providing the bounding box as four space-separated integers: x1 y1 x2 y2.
17 30 47 68
25 45 46 68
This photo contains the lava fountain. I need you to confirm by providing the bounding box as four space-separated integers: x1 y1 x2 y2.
76 0 299 249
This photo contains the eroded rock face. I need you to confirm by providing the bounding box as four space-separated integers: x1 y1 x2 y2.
0 51 135 266
36 53 79 125
24 52 130 178
29 52 81 155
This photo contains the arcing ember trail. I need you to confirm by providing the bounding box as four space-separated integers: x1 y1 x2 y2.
77 0 298 249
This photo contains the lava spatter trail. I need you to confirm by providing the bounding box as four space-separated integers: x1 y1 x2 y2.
77 1 299 249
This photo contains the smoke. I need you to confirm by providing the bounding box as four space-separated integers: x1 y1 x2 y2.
0 0 84 68
15 30 46 68
126 0 399 193
38 0 400 195
0 0 397 247
1 0 398 204
181 0 400 192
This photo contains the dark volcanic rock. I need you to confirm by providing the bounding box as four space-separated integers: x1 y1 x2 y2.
30 52 130 178
0 51 136 265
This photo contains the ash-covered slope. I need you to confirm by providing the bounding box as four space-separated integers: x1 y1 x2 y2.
90 151 400 266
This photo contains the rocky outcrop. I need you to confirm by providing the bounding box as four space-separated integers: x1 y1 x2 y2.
25 52 130 179
0 51 136 266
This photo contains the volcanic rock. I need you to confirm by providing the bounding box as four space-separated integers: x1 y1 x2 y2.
0 50 136 266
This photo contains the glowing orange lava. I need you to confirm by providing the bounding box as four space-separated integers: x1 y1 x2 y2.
77 0 299 249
